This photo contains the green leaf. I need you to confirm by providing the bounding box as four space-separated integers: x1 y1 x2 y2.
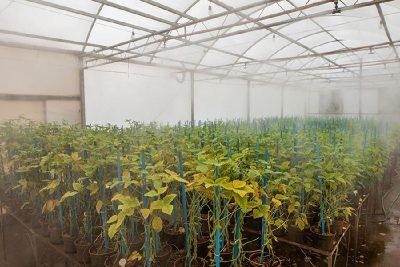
144 190 159 197
60 191 78 202
161 204 174 215
196 165 208 173
107 215 118 224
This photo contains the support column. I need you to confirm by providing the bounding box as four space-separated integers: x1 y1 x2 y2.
79 58 86 126
280 86 285 118
190 71 194 126
246 80 250 123
358 60 363 120
42 100 47 123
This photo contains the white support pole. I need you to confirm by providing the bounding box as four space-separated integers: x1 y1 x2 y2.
358 60 363 120
280 86 285 118
190 71 195 126
79 58 86 126
246 80 251 123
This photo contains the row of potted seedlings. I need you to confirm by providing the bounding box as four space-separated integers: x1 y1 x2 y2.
0 118 397 266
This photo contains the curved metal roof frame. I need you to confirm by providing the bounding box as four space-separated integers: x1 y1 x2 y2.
0 0 399 88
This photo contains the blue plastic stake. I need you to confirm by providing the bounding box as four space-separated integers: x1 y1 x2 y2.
140 151 151 267
116 152 127 257
83 150 92 243
99 167 109 249
178 151 190 266
260 151 269 260
232 207 241 262
214 185 221 267
314 141 326 234
56 186 64 230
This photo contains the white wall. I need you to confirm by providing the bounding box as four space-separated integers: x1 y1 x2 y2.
85 64 190 126
194 77 247 121
0 45 81 124
84 63 399 125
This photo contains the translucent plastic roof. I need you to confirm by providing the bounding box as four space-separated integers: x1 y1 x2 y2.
0 0 399 88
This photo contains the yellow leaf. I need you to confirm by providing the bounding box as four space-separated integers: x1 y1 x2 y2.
140 208 151 219
288 204 296 214
87 183 99 195
122 169 130 178
71 152 80 161
232 180 246 188
271 198 282 208
233 188 248 198
128 251 142 261
279 184 287 193
152 216 163 232
96 200 103 214
42 199 56 214
172 176 188 184
73 182 83 192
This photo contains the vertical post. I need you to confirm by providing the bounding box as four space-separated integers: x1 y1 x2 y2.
280 86 285 118
190 71 195 127
358 60 363 120
42 100 47 123
246 80 250 123
178 151 190 266
79 58 86 126
140 151 151 267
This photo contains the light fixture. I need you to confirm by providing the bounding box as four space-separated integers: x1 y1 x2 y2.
332 0 341 14
369 47 374 54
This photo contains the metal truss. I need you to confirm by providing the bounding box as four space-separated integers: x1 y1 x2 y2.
2 0 397 89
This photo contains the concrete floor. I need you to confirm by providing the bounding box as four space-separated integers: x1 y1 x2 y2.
361 174 400 267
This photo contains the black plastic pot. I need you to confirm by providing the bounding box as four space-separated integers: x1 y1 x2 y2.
162 224 185 250
196 235 210 259
310 226 336 251
174 256 206 267
247 252 285 267
128 233 144 252
245 216 262 231
220 249 233 267
155 243 172 267
333 220 348 236
48 224 63 245
39 219 49 237
63 234 76 254
287 224 305 243
74 238 91 263
273 226 288 237
89 246 114 267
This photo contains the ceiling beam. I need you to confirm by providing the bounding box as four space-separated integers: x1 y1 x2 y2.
200 40 400 69
138 0 197 21
88 0 275 55
90 0 177 26
85 0 391 69
23 0 154 33
82 4 104 52
0 29 103 48
210 0 355 76
86 0 323 63
375 3 399 59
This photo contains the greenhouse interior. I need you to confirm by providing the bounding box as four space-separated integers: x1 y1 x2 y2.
0 0 400 266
